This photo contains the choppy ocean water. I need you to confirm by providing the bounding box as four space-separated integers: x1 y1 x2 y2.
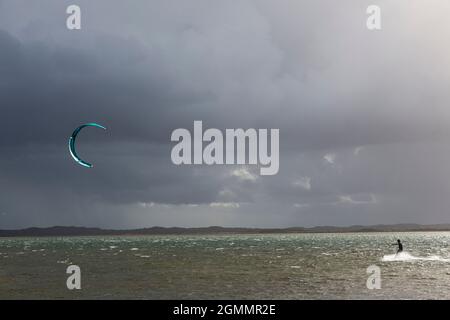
1 232 450 299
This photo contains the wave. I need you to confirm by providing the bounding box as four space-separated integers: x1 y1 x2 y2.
382 251 450 262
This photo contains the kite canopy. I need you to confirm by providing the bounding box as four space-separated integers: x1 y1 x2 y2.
69 123 106 168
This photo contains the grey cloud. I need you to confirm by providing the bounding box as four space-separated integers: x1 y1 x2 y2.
1 0 450 228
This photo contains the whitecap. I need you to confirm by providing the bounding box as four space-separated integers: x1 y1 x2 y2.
382 251 450 262
57 260 70 264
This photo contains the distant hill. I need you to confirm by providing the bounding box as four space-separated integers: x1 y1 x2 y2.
1 224 450 237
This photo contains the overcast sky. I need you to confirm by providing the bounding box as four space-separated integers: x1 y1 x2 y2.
1 0 450 229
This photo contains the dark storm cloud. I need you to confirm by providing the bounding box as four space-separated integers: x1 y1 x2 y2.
1 0 450 228
0 30 186 147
